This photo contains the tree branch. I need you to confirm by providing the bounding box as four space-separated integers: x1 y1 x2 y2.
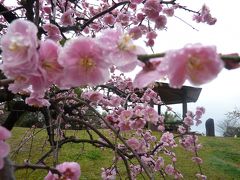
14 163 61 176
0 4 18 23
80 1 130 31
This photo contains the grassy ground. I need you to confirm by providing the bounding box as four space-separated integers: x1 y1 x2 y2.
7 127 240 180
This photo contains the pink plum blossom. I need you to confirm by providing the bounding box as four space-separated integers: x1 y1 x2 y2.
118 110 133 130
58 37 110 88
0 126 11 141
141 88 160 103
142 0 163 20
98 27 145 72
145 39 155 47
128 26 142 40
130 118 146 129
180 135 201 152
103 14 116 26
44 172 58 180
38 40 63 85
105 114 118 125
165 164 175 175
8 75 31 94
145 31 158 47
143 107 159 125
178 125 186 134
90 23 102 32
116 13 130 26
56 162 80 180
101 168 116 180
192 157 203 164
42 6 52 14
160 132 176 147
141 156 154 167
133 105 144 116
136 13 145 21
157 125 165 132
133 58 166 88
143 131 152 142
183 116 194 126
130 0 144 4
109 96 123 107
193 5 217 25
129 3 137 10
161 44 223 88
27 71 50 98
154 157 164 171
119 110 133 122
154 15 167 29
25 92 50 107
0 141 10 170
130 93 139 102
45 162 81 180
118 120 131 131
127 137 141 150
43 23 62 41
60 9 75 26
81 91 104 103
163 7 175 17
0 19 39 79
196 173 207 180
195 106 205 119
146 31 157 39
130 165 142 179
0 126 11 170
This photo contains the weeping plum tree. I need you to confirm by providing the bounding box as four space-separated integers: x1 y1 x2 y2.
0 0 240 179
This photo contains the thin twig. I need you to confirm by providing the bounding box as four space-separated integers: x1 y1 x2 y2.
14 163 61 176
0 79 14 87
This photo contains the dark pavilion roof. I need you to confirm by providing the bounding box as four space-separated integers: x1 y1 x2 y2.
153 82 202 105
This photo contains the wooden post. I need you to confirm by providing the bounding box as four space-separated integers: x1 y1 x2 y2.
182 89 187 119
158 105 161 115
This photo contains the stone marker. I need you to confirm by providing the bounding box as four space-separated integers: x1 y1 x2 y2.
205 118 215 136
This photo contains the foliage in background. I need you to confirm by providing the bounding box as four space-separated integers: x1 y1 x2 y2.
218 107 240 137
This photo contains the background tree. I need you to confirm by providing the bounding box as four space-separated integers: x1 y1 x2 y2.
163 110 181 132
218 108 240 137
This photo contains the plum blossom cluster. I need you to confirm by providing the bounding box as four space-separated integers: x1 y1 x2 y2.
134 44 224 89
44 73 184 178
0 19 144 107
0 126 11 170
101 167 116 180
1 19 223 107
44 162 81 180
177 107 206 134
0 1 217 47
177 107 206 179
105 106 161 132
193 5 217 25
0 71 207 179
78 74 207 179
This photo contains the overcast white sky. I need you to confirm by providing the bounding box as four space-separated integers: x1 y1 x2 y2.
150 0 240 135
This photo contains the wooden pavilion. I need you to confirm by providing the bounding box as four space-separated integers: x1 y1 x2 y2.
147 82 202 131
153 82 202 118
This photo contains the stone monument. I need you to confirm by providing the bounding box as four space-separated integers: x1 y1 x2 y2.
205 118 215 136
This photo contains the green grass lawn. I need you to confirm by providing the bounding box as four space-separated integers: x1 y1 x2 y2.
7 127 240 180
